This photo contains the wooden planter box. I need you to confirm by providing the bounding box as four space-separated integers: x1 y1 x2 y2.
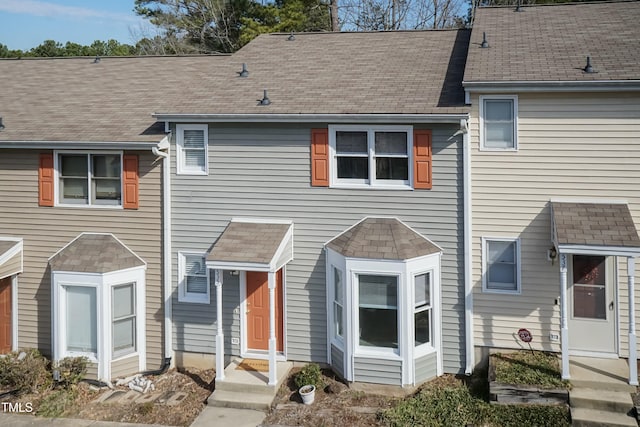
488 355 569 405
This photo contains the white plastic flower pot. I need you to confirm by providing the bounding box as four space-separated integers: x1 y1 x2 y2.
299 384 316 405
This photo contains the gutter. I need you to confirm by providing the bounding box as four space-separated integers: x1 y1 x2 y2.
152 134 173 367
0 141 160 149
152 113 469 124
461 118 475 375
463 79 640 94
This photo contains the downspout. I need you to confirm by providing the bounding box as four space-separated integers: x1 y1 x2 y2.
152 133 173 370
462 118 475 375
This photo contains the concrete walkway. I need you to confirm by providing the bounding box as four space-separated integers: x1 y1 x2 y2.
0 406 266 427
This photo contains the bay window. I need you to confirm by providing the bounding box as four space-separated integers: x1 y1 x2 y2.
65 286 97 354
414 272 432 347
113 283 136 357
333 267 344 340
358 274 398 350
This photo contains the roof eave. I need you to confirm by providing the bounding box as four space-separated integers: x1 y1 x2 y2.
152 113 469 124
0 140 163 149
557 244 640 257
463 80 640 93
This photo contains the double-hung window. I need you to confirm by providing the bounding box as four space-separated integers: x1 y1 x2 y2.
480 95 518 150
177 124 208 175
332 267 344 342
58 153 122 206
358 274 398 351
330 126 411 188
483 237 520 293
113 283 136 357
414 272 432 348
178 252 210 303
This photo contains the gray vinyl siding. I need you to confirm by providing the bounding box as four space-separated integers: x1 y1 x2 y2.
331 344 344 378
0 251 21 279
0 149 163 372
170 123 464 373
86 363 98 380
414 352 437 383
111 355 139 379
354 357 402 385
172 271 240 355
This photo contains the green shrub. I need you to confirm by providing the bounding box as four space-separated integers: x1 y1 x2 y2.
54 356 88 388
37 388 77 418
488 404 570 427
0 349 52 394
294 363 323 389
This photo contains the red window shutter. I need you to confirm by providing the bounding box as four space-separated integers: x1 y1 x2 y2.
38 153 54 206
413 129 432 190
311 128 329 187
122 154 139 209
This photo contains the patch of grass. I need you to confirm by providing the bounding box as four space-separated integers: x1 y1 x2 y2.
380 374 570 427
492 351 570 389
37 388 78 418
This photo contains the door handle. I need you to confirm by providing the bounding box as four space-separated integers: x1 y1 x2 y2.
609 301 614 311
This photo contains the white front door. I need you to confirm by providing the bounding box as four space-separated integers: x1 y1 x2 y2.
568 255 617 355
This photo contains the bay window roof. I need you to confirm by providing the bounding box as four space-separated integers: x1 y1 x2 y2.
326 217 441 260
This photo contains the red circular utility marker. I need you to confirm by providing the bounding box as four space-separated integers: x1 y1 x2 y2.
518 328 533 343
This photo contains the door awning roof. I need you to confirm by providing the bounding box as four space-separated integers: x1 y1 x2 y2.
551 201 640 256
49 233 146 273
206 219 293 272
0 238 23 279
326 217 441 260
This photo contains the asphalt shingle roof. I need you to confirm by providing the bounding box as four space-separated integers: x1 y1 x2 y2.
49 233 145 273
326 217 441 260
465 1 640 83
551 202 640 247
207 221 291 265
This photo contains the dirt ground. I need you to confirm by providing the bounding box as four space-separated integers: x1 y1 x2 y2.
4 368 215 427
263 369 402 427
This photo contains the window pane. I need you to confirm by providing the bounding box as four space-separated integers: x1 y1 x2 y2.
183 130 205 148
375 132 407 155
186 256 205 275
337 157 368 179
113 318 135 352
359 275 397 308
184 149 206 169
186 276 208 294
334 302 343 338
93 179 121 201
485 123 514 148
573 285 606 319
60 155 87 177
66 286 97 353
376 157 408 180
359 275 398 348
488 241 515 264
61 178 88 201
415 273 430 307
92 155 121 178
485 100 513 121
336 131 367 154
113 284 134 319
573 255 606 286
488 264 516 289
334 267 343 305
415 310 430 346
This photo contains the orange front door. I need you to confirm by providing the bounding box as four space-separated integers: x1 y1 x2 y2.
246 270 283 352
0 277 12 354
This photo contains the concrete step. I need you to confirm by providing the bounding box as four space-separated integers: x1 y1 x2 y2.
571 378 636 393
208 390 274 411
571 407 637 427
570 388 634 413
215 379 278 396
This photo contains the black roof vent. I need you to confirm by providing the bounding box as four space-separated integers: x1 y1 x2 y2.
583 56 596 73
515 0 523 12
237 63 249 78
258 89 271 106
93 56 100 64
287 31 295 41
0 117 4 130
481 32 489 48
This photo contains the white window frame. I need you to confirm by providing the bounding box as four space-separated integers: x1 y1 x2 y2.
178 252 211 304
328 125 413 189
54 151 123 208
413 270 434 356
479 95 518 151
52 267 146 380
176 124 209 175
112 283 136 359
482 237 521 294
